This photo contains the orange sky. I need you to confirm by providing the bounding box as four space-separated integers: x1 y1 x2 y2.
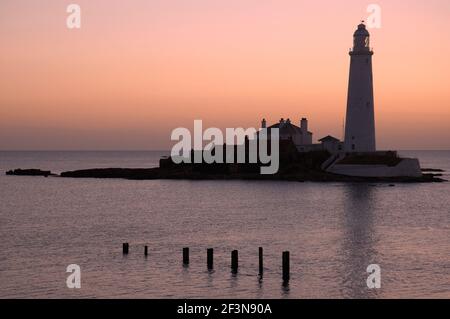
0 0 449 150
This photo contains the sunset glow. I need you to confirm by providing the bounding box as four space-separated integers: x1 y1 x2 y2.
1 0 449 150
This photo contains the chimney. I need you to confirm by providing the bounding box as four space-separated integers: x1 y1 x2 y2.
286 118 291 124
261 118 267 128
301 118 308 133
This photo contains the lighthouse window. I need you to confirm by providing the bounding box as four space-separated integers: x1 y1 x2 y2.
352 144 356 150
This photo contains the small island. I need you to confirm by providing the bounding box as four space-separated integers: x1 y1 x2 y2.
5 146 446 183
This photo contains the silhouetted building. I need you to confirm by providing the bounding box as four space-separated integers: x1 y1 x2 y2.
319 135 342 153
261 117 312 146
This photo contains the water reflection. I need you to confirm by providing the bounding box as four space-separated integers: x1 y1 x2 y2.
230 272 238 292
281 281 290 297
339 184 380 298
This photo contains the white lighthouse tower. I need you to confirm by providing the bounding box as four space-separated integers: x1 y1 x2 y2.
327 22 423 178
344 22 376 152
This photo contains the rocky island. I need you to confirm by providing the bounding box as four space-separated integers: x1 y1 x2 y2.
5 147 446 183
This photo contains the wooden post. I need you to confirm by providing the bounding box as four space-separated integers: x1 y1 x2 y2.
144 245 148 256
259 247 263 276
183 247 189 265
207 248 214 270
282 251 290 282
231 250 238 273
122 243 129 254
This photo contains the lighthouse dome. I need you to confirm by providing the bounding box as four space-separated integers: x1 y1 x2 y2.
354 23 370 36
352 22 371 52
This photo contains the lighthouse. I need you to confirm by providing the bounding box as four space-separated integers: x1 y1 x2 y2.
344 23 376 152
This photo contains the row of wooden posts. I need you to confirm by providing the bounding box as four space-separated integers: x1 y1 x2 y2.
122 243 290 282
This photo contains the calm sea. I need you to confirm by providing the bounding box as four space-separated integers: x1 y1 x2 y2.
0 150 449 298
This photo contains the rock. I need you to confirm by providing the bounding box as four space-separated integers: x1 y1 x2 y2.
60 168 160 179
421 168 445 172
5 169 53 177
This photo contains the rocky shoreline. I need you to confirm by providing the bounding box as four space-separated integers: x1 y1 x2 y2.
5 150 447 183
5 167 446 183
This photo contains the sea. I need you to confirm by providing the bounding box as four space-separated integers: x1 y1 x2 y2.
0 150 449 298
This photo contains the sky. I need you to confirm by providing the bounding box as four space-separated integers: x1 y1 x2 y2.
0 0 449 150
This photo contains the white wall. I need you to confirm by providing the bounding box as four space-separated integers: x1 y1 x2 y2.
328 158 422 177
344 53 376 152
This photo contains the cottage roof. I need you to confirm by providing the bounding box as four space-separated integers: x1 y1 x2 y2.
319 135 340 142
267 122 312 135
